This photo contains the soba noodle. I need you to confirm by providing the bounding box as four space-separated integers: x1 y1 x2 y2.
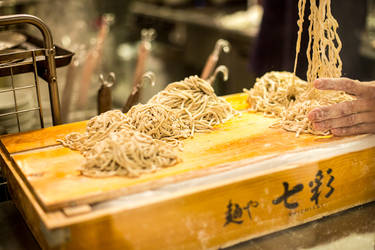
149 75 238 135
245 0 353 136
127 103 190 146
57 110 133 156
81 129 180 177
59 75 237 177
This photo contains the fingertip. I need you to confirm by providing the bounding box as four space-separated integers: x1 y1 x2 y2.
311 122 318 130
331 128 344 137
308 108 320 121
307 112 315 121
314 79 324 89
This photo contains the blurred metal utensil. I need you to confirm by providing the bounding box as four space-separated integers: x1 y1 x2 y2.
61 59 79 122
97 72 115 115
131 28 156 97
208 65 229 85
121 28 156 113
201 39 230 80
122 71 155 113
76 14 114 109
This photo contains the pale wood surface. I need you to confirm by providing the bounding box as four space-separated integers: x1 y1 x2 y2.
7 110 346 211
2 199 375 250
0 121 87 154
59 147 375 249
1 94 375 249
0 94 353 211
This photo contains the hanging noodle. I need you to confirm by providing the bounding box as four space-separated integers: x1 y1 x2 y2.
149 75 238 136
245 0 353 136
292 0 307 85
306 0 342 85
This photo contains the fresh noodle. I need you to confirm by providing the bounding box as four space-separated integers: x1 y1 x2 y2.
245 0 353 136
81 129 180 177
306 0 342 85
57 110 133 156
292 0 307 85
59 75 237 177
149 75 238 136
244 71 308 117
127 103 190 146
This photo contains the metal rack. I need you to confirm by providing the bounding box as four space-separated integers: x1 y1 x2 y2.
0 14 73 133
0 14 73 202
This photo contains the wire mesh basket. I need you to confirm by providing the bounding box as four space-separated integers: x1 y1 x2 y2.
0 14 73 202
0 14 73 134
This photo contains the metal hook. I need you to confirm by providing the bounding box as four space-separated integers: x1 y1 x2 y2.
132 71 155 95
99 72 115 88
97 72 115 114
142 71 156 86
208 65 229 85
214 65 229 81
102 13 115 27
141 28 156 42
123 71 156 113
201 39 231 80
141 28 156 50
214 39 230 55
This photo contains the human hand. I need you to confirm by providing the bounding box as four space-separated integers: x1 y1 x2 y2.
308 78 375 136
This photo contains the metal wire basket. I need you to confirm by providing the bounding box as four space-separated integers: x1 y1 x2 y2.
0 14 75 202
0 14 73 134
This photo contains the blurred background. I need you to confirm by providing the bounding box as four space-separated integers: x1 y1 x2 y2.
0 0 374 134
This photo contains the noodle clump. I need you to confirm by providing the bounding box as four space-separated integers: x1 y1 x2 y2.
82 130 180 177
245 0 353 136
149 75 238 135
127 103 190 146
59 76 237 177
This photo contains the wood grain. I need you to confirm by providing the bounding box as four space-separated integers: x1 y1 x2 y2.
0 121 87 154
2 93 375 249
37 147 375 249
10 110 345 211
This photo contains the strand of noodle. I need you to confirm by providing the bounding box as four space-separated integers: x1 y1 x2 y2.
59 75 237 177
245 0 353 136
292 0 306 84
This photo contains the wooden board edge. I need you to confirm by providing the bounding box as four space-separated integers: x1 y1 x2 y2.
39 134 374 212
2 147 69 246
51 147 375 249
217 199 375 250
39 145 375 229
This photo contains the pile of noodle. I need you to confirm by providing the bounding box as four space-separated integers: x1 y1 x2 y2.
245 0 354 136
59 75 237 177
244 71 308 117
149 75 238 135
82 129 180 177
127 103 190 146
57 110 133 156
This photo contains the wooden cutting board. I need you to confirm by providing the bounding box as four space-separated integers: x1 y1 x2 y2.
0 94 353 211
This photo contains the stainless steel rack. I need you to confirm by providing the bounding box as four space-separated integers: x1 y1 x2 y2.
0 14 73 133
